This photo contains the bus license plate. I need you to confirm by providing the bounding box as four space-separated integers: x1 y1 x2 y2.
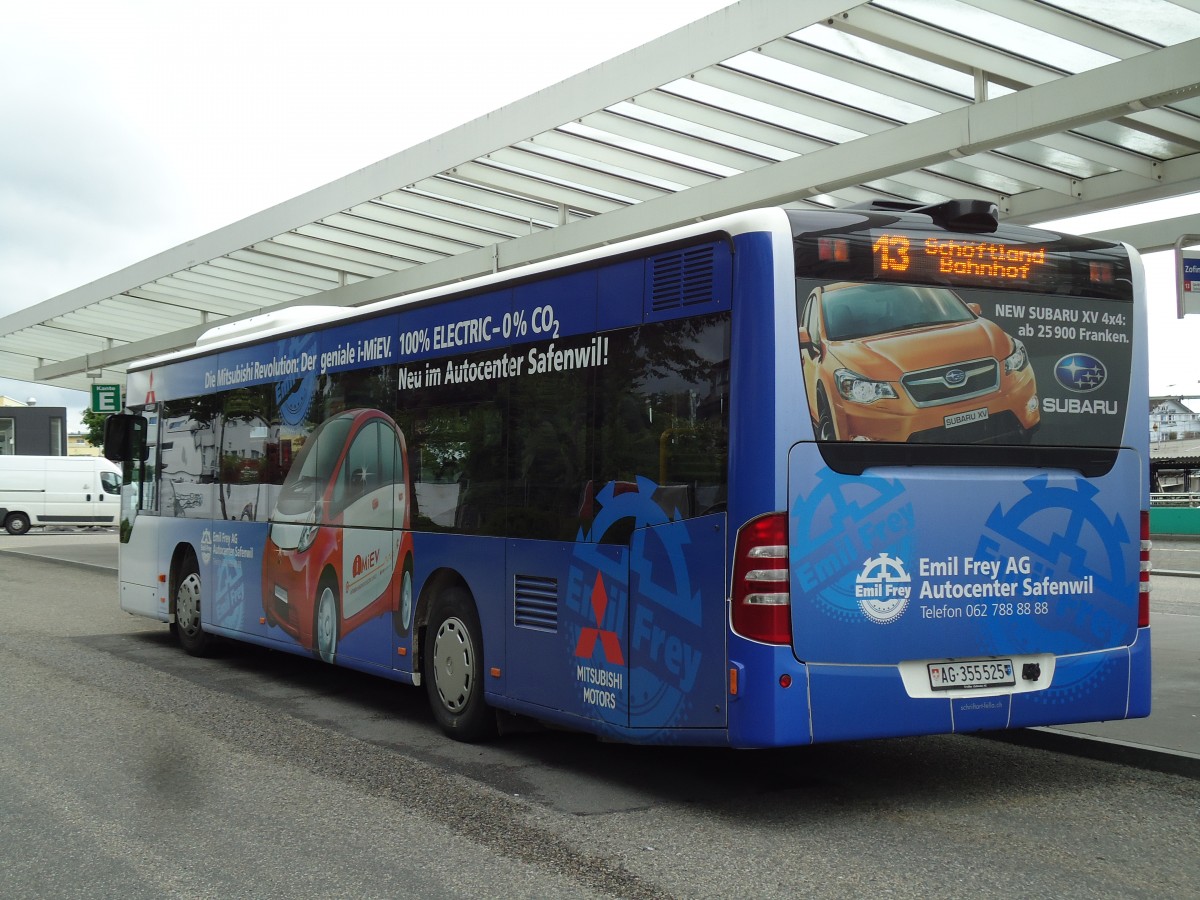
944 407 988 429
928 659 1015 691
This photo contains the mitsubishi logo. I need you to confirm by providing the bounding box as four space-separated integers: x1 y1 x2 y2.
574 572 624 664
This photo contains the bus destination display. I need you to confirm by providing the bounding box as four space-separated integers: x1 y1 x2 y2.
872 232 1056 288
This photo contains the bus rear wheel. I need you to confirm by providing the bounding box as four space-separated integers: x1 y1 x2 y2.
424 588 495 742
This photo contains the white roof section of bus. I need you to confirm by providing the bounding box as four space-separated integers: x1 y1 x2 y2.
3 0 1199 391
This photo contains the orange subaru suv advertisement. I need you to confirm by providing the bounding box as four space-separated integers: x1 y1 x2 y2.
797 281 1039 443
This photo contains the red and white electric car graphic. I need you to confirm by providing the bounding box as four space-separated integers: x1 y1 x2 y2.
262 409 415 663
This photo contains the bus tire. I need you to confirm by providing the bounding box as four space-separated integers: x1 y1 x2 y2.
817 390 837 441
424 588 495 742
174 554 213 656
315 576 339 664
395 555 414 636
4 512 31 536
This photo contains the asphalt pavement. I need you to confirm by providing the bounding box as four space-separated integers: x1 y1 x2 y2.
1 527 1196 777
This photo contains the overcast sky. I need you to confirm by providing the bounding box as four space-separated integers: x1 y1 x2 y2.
1 0 1198 423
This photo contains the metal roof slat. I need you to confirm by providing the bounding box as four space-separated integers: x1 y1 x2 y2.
249 237 394 279
0 331 109 359
285 226 435 269
955 0 1160 59
448 159 634 212
122 286 263 318
146 275 288 315
299 217 461 262
167 268 303 305
583 107 776 172
199 256 340 294
536 125 734 183
721 48 936 125
407 175 579 224
695 63 1081 195
342 202 499 250
631 89 822 157
493 143 683 198
374 189 544 238
1114 107 1200 148
223 248 350 286
1004 151 1200 222
675 69 866 144
1031 131 1162 179
766 34 970 110
65 298 204 334
828 4 1066 93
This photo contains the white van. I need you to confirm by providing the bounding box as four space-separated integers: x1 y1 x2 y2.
0 456 122 535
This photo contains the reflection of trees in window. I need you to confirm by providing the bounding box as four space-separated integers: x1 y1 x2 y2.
596 314 730 522
319 366 396 420
390 314 730 543
507 354 591 541
394 375 504 535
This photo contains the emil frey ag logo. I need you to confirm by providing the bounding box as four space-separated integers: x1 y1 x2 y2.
855 552 912 624
1054 353 1107 393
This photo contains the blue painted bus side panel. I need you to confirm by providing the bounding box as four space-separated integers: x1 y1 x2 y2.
726 231 780 533
597 258 644 332
505 538 629 728
629 515 727 729
515 269 597 339
410 532 507 681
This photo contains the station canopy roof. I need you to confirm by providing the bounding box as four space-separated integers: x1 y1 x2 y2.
3 0 1200 391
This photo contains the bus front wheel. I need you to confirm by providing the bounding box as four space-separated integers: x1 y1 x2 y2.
173 554 213 656
424 588 495 742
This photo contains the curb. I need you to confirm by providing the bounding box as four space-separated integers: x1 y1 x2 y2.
982 728 1200 780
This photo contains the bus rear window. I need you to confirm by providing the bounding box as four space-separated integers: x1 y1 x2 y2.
791 213 1134 462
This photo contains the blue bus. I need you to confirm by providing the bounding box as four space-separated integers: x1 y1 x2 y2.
104 200 1151 746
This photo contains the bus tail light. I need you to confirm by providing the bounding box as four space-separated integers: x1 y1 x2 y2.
731 512 791 645
1139 510 1151 628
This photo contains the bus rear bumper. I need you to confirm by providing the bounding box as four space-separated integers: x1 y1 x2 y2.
727 629 1151 746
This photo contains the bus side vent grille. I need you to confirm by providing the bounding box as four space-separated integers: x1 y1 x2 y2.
649 245 717 311
514 574 558 632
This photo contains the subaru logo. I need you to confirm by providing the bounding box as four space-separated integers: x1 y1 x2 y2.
944 368 967 386
1054 353 1106 392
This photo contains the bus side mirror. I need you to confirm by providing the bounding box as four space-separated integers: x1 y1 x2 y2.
104 413 149 463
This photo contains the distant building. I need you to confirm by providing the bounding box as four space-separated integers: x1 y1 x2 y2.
67 433 102 457
0 396 68 455
1150 397 1200 444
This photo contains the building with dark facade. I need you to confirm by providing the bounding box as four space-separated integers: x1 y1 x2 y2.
0 399 69 455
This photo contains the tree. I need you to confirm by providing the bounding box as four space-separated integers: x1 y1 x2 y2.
81 408 107 449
